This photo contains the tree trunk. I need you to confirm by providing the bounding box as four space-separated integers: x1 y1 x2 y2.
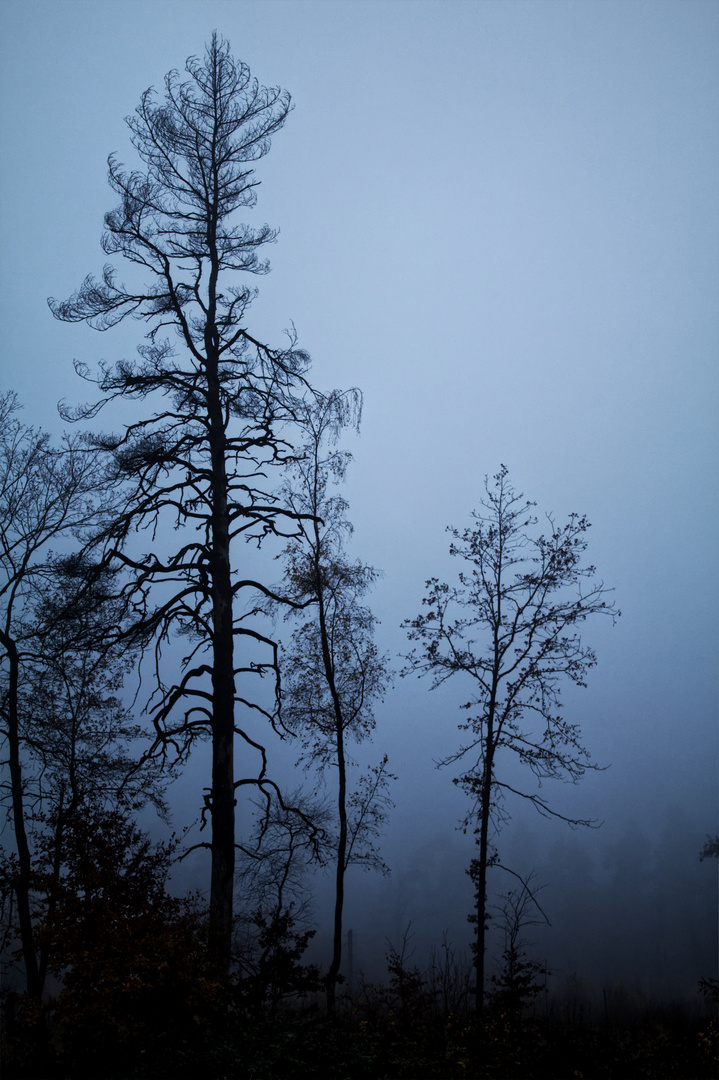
206 342 236 977
327 722 347 1018
37 794 69 996
475 565 502 1013
475 759 492 1014
475 677 498 1014
1 630 41 997
312 516 347 1019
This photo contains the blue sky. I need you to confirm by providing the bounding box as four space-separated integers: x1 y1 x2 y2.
1 0 717 992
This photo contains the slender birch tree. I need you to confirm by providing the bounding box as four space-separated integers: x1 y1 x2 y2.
277 392 394 1016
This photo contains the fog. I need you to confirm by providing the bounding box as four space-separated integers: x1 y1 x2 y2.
1 0 716 1003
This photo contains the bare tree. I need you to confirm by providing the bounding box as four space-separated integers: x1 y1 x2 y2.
48 35 319 974
404 466 618 1011
488 874 549 1024
235 789 326 1016
277 391 394 1016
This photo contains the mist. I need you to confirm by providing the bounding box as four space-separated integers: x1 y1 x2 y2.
1 0 716 1033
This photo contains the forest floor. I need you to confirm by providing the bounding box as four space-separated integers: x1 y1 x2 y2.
2 988 717 1079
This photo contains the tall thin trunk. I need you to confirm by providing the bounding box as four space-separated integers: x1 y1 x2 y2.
204 168 236 975
205 264 235 973
327 721 347 1018
475 747 493 1014
475 544 503 1013
1 630 41 997
38 793 68 995
312 515 347 1018
207 402 235 973
475 632 500 1013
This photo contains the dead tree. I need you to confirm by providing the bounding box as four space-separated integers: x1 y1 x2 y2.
49 35 318 974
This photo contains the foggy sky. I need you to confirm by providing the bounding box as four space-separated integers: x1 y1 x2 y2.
1 0 716 997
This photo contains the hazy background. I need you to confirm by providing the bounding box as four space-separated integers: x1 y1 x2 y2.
1 0 717 1000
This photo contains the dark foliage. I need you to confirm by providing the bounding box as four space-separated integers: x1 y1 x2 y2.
3 920 716 1080
2 802 217 1079
235 907 322 1019
0 393 155 999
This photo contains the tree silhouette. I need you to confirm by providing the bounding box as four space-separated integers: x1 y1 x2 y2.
276 391 394 1015
404 466 618 1010
0 393 121 997
48 35 320 974
235 790 325 1018
488 874 549 1026
4 557 166 993
32 802 211 1077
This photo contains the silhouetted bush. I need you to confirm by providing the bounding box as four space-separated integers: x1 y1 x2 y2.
3 896 716 1079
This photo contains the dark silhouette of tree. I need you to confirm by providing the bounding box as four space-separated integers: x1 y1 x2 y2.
276 391 394 1016
0 393 120 998
0 396 163 1002
22 802 211 1078
488 874 549 1026
48 35 319 974
236 788 325 931
404 466 618 1011
19 554 162 813
2 557 166 996
235 791 325 1017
